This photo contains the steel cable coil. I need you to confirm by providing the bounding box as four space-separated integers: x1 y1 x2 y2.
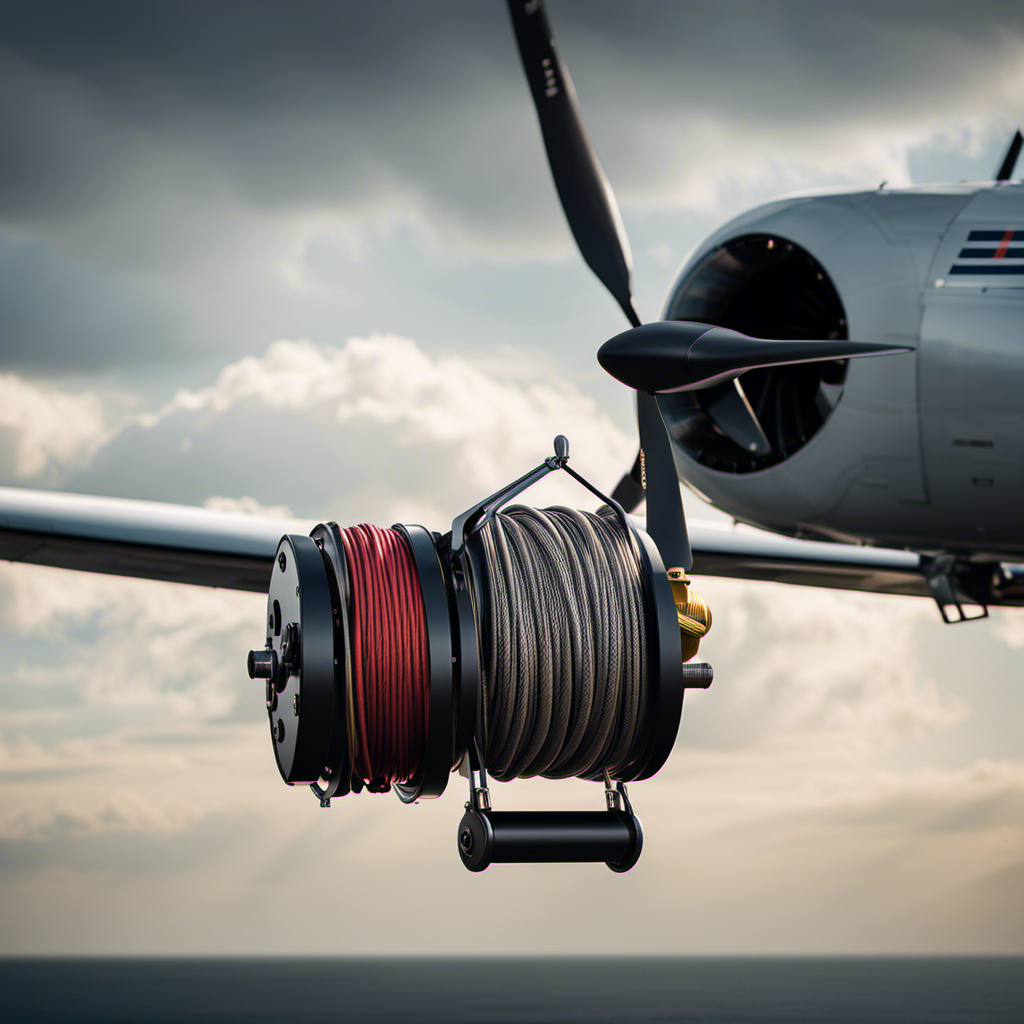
474 505 651 782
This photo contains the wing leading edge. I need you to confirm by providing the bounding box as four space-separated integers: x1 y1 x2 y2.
0 486 312 592
0 484 954 602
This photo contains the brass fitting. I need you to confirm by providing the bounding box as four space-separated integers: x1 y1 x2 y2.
666 568 712 663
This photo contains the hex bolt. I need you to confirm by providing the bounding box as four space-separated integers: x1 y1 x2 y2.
278 552 287 572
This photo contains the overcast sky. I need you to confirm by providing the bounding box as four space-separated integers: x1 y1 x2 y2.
1 0 1023 956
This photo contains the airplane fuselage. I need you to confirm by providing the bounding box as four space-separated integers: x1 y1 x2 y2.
658 181 1024 560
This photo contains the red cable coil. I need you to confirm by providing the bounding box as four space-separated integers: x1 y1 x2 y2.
339 524 429 787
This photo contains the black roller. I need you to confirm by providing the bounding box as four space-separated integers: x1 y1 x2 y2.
458 809 643 872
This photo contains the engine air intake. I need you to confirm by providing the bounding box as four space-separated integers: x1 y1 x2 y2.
660 234 849 473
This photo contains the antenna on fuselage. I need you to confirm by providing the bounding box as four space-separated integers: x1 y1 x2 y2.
995 130 1022 181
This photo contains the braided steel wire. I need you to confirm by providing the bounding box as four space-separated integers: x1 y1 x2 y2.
475 505 650 782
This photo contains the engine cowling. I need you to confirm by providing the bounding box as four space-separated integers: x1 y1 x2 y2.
654 188 972 548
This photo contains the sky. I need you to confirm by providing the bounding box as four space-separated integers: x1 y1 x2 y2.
1 0 1023 956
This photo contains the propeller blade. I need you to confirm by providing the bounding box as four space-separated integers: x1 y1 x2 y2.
507 0 640 327
507 1 689 560
610 449 645 509
637 392 692 571
995 129 1023 182
599 321 910 394
703 378 773 455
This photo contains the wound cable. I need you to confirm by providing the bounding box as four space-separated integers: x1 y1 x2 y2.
475 505 651 782
339 524 428 788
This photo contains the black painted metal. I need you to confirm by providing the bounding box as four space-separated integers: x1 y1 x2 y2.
599 321 909 395
619 526 685 782
308 523 353 803
392 524 455 803
264 534 336 785
451 539 481 771
457 809 642 872
637 391 693 571
506 0 639 329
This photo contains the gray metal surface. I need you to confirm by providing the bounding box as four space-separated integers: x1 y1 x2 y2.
659 182 1024 561
0 486 312 592
0 484 934 599
3 485 1024 606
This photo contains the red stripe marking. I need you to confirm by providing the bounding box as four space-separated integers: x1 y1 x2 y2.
994 230 1014 259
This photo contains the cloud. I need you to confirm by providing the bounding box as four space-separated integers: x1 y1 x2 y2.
0 374 105 478
1 317 1023 951
203 495 294 518
2 1 1023 370
692 577 968 755
0 559 262 725
989 608 1024 650
48 334 636 524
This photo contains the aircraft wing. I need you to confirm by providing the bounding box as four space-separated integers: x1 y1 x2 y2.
0 486 312 592
684 519 929 598
0 484 945 601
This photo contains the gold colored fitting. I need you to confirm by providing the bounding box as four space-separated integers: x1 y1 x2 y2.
666 568 712 663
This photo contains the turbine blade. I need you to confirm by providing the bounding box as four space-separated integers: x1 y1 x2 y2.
703 379 773 456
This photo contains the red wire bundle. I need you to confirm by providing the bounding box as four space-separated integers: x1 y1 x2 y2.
339 524 429 787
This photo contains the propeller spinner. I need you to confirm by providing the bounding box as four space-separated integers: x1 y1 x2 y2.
598 322 909 395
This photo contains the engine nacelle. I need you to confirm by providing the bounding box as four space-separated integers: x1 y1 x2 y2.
658 183 1024 558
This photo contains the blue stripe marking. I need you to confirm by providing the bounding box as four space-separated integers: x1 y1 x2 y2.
950 264 1024 275
958 246 1024 258
966 229 1024 242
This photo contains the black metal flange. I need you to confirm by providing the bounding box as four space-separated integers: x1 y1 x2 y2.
391 524 457 803
612 525 685 783
308 523 354 804
252 534 336 785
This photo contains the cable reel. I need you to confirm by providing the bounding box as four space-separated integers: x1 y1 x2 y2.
247 435 713 872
